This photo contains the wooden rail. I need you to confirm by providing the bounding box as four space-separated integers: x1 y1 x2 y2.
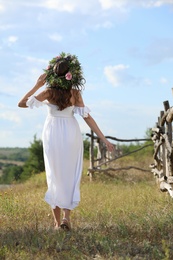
86 131 152 181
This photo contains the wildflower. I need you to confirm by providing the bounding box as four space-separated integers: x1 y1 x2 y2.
56 56 61 60
65 72 72 80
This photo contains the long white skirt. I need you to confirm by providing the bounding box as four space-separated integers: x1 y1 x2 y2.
42 114 83 210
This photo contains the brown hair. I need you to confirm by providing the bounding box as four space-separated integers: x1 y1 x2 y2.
47 88 71 110
53 60 69 77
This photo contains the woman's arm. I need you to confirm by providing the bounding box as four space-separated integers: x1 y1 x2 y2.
84 115 114 152
18 73 48 108
75 92 114 152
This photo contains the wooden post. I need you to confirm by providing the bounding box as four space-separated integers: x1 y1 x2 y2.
163 101 172 143
88 130 94 181
159 111 166 176
163 101 173 177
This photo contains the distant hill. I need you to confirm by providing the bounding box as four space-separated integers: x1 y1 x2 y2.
0 147 29 162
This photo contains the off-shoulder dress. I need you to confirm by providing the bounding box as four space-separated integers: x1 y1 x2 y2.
26 96 90 210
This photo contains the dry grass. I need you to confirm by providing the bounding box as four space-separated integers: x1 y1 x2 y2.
0 158 173 259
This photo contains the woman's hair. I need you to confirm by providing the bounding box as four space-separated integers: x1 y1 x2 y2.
53 59 69 77
44 52 85 110
47 88 71 110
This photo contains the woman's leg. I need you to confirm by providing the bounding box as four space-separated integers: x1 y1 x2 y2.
62 208 71 222
52 206 61 229
60 208 71 230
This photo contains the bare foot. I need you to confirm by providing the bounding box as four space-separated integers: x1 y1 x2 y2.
54 225 61 231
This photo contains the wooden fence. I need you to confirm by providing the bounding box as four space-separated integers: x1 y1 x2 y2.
150 100 173 198
86 131 152 181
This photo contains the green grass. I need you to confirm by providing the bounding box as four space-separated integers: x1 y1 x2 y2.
1 158 173 259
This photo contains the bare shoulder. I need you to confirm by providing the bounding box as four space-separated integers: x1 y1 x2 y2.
42 88 51 97
35 88 50 101
72 89 84 106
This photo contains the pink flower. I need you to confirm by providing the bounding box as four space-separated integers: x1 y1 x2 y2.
47 65 51 70
65 72 72 80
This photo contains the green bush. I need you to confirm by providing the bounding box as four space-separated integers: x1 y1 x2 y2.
21 135 45 181
0 165 23 184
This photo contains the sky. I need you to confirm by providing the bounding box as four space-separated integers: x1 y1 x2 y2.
0 0 173 147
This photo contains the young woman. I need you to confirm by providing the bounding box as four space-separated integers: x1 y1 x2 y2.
18 52 114 231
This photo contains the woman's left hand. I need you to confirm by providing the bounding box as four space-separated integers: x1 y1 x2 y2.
105 140 115 152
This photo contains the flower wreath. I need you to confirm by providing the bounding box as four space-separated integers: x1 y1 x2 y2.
44 52 85 90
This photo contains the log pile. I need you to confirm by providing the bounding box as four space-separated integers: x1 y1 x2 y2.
150 100 173 197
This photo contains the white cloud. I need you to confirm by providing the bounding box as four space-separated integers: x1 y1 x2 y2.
3 0 93 15
4 35 18 46
0 76 19 95
146 0 173 7
94 21 113 30
24 55 48 65
0 54 48 98
41 0 98 13
0 24 15 30
98 0 173 10
144 78 152 85
0 103 5 108
8 35 18 43
160 77 168 84
0 0 173 16
103 64 150 88
0 130 13 140
99 0 129 10
40 0 128 15
104 64 129 87
49 33 63 42
0 111 21 123
0 3 5 12
42 0 76 12
14 54 48 76
0 129 29 147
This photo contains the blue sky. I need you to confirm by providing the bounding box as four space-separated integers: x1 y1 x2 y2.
0 0 173 147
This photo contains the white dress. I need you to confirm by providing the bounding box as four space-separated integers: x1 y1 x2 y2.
26 96 90 210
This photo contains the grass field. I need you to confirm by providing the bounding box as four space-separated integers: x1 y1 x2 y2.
0 157 173 259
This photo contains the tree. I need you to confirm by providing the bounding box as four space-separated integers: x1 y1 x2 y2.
144 127 152 139
83 138 90 159
21 135 45 180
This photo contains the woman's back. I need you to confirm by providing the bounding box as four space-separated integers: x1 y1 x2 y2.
46 102 74 117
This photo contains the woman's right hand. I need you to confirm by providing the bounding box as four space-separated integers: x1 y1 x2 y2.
35 73 47 88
